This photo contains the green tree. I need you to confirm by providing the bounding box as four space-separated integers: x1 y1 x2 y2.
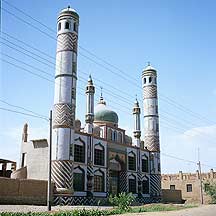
204 182 216 203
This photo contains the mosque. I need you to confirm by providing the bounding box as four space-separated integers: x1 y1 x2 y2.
17 6 161 205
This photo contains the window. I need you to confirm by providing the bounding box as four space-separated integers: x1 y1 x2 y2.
74 144 85 163
149 77 152 83
113 131 117 141
142 158 148 172
21 153 26 167
144 78 146 84
170 185 175 190
142 179 149 194
65 21 70 29
129 178 136 193
128 154 136 171
158 162 161 172
58 22 61 31
107 128 112 140
73 171 84 191
186 184 192 192
73 22 77 32
94 175 104 192
94 145 104 166
118 132 122 143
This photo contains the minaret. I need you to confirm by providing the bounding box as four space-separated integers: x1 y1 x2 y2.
142 64 160 152
133 98 141 147
142 63 161 198
84 75 95 134
53 6 79 160
52 6 79 193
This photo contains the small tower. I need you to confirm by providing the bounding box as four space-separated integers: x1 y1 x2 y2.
133 98 141 147
84 75 95 134
142 64 160 152
22 123 28 142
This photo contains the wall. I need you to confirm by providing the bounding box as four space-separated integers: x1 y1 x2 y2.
0 177 53 205
161 189 182 203
20 139 48 180
162 169 216 204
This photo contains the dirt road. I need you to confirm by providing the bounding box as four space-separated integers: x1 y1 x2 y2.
118 205 216 216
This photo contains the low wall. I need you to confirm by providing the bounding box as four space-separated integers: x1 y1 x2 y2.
162 189 182 203
0 177 53 205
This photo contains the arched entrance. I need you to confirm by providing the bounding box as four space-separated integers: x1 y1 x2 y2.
109 155 126 195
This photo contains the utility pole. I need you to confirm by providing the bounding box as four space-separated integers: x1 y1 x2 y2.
197 148 203 204
47 110 52 211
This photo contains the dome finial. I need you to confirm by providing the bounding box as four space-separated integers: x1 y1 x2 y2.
147 61 151 66
134 95 139 107
98 86 106 105
88 74 93 83
68 5 70 9
100 86 103 98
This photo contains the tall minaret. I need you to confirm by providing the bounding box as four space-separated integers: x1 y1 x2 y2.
142 64 160 152
53 6 79 160
133 98 141 147
142 63 161 197
52 7 79 193
84 75 95 134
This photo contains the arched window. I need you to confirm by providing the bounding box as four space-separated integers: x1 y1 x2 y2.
74 138 85 163
149 77 152 83
128 152 136 171
144 78 146 84
107 128 112 140
94 170 104 192
128 174 136 193
65 21 70 29
73 166 85 191
142 155 149 172
142 177 149 194
94 144 104 166
58 22 61 31
118 132 122 143
73 22 77 32
113 130 117 141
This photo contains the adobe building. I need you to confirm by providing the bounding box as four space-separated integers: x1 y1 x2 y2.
162 169 216 204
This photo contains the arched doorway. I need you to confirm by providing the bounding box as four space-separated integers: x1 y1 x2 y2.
109 158 121 195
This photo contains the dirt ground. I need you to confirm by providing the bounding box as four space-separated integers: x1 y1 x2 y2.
118 204 216 216
0 204 215 215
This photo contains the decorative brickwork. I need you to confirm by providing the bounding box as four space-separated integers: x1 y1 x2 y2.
57 32 78 53
52 160 73 189
144 135 160 152
144 86 157 99
53 103 74 128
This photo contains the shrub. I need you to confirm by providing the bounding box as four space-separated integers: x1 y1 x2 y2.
109 192 134 210
204 182 216 203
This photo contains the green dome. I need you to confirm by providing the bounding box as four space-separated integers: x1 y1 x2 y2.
94 108 118 124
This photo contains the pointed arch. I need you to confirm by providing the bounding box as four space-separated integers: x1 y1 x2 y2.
128 151 136 171
94 142 105 166
94 169 104 192
128 174 137 193
73 166 85 191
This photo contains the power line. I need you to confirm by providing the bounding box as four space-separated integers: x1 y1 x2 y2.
3 4 215 127
0 99 48 119
0 107 49 121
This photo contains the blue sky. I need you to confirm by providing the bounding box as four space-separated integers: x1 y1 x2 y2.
1 0 216 173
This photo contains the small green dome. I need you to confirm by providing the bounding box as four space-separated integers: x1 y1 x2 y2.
94 109 118 124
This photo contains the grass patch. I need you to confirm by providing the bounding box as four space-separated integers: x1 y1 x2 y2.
0 204 198 216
